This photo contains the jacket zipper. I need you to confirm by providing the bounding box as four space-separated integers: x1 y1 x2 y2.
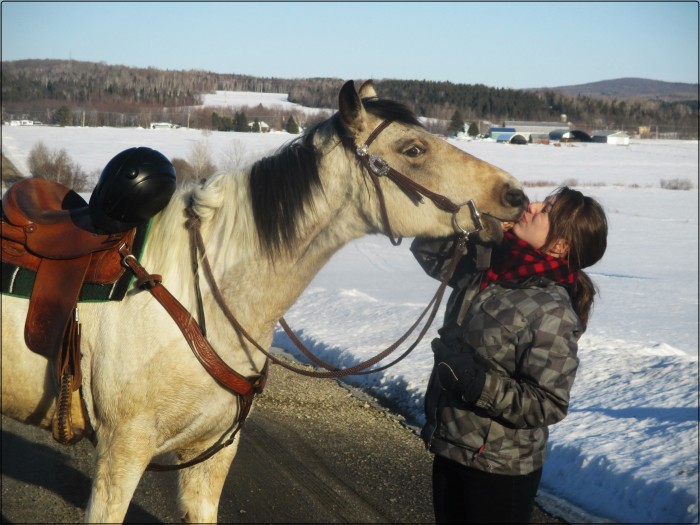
472 423 491 461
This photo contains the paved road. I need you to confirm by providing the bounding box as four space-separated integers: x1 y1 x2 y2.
2 356 566 523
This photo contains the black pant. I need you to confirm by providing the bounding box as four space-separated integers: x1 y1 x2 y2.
432 454 543 524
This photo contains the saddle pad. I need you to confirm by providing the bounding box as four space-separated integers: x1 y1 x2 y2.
1 220 151 302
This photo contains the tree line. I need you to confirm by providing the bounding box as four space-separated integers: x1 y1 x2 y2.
2 59 697 138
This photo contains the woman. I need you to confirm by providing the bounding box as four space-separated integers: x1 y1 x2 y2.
411 186 608 523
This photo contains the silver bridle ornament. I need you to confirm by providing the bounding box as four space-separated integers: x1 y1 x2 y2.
452 200 485 238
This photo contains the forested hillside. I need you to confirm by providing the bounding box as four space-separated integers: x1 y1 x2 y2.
2 59 697 138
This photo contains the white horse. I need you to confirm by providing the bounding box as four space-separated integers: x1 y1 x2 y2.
2 80 527 523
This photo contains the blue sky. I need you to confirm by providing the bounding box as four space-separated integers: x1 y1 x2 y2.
2 1 698 89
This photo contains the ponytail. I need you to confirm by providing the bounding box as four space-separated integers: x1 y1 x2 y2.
546 187 608 331
570 270 597 330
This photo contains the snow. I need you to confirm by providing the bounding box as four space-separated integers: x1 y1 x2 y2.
200 90 333 118
2 92 698 523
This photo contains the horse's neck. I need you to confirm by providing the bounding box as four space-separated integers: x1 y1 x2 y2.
216 161 369 329
142 160 370 343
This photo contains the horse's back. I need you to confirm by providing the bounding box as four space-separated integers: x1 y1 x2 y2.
1 295 55 427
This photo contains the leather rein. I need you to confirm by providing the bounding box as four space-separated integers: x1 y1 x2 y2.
117 118 484 471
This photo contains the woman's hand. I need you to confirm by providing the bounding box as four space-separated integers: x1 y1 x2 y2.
432 338 486 404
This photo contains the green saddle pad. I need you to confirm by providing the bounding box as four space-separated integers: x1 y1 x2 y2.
2 220 151 302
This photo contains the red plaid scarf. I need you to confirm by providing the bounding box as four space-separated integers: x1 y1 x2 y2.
480 232 577 291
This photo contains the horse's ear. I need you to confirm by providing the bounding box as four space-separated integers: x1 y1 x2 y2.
339 80 367 134
358 80 378 100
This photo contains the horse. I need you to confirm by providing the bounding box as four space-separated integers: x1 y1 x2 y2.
1 80 528 523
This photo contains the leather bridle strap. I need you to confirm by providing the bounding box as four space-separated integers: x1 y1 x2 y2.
145 393 255 472
343 119 464 245
360 120 462 214
118 243 264 398
118 241 266 472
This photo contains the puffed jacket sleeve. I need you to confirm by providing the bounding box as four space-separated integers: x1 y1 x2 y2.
410 236 461 281
411 236 486 289
474 300 582 429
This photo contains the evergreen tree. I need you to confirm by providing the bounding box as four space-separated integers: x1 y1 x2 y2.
234 111 248 132
284 115 300 134
467 122 479 137
251 118 261 133
213 112 234 131
448 110 464 135
54 105 72 126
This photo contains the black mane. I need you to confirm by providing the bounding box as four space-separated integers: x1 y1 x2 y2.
249 97 421 254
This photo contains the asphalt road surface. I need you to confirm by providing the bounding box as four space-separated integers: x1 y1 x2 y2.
2 355 566 523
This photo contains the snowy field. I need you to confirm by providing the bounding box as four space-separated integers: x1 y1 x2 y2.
2 91 698 523
200 90 333 119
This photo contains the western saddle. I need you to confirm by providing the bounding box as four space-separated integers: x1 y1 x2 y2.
1 178 137 444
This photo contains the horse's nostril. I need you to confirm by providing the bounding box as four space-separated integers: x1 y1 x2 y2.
504 188 528 207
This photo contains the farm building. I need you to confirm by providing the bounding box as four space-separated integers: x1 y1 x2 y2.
549 129 592 143
505 121 568 134
496 132 529 144
490 121 575 143
488 127 516 140
505 120 570 143
150 122 180 129
8 120 38 126
592 130 630 145
248 120 271 132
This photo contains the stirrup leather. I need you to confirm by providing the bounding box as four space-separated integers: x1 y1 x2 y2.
51 310 88 445
52 372 87 445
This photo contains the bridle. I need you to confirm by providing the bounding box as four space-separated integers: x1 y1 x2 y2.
341 118 485 245
118 118 486 471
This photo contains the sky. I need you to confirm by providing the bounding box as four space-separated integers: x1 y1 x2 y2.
2 1 698 89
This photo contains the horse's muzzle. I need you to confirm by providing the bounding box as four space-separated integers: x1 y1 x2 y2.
503 186 529 209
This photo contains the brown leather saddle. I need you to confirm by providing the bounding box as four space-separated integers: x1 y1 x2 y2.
1 178 136 444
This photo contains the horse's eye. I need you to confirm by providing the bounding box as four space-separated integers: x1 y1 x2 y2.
403 145 425 158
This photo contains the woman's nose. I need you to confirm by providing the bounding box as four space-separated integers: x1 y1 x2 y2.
528 201 544 213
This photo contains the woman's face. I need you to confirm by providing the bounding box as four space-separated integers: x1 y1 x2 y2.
512 199 553 250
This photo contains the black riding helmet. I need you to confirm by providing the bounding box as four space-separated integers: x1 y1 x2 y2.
89 147 176 233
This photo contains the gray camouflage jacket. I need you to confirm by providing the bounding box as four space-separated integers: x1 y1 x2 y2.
411 237 583 476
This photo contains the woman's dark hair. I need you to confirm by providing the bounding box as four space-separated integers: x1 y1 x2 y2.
546 186 608 329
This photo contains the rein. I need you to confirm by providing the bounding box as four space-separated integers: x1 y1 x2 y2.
185 206 466 380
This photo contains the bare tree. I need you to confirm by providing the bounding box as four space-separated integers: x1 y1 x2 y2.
189 141 217 180
219 139 247 173
27 141 90 191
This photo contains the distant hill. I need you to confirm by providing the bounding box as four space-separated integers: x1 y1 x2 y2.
2 60 697 138
537 78 698 102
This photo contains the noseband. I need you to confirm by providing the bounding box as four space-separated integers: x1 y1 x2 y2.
342 119 484 245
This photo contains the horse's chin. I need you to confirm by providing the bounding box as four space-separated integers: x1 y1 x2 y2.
474 215 505 245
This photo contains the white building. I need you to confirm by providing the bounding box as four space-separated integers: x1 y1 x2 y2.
149 122 180 129
592 130 630 145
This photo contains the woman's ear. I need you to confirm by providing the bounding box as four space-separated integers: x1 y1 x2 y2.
547 238 570 258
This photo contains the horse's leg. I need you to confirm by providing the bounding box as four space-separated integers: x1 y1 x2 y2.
177 437 240 523
85 423 155 523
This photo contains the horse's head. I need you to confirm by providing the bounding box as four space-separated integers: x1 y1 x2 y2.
338 80 528 243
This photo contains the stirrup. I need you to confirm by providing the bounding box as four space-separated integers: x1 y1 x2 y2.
51 372 86 445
